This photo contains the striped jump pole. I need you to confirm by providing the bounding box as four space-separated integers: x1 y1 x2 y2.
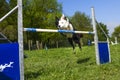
24 28 95 34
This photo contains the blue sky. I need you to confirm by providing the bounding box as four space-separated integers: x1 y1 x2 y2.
57 0 120 35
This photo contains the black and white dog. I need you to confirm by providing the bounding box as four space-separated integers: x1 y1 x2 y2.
55 14 83 53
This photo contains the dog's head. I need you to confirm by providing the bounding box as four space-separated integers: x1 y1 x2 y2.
55 14 69 29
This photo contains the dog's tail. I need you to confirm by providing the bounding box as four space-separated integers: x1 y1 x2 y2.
73 28 83 38
78 33 83 38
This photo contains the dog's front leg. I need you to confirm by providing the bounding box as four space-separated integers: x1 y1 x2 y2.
68 38 76 54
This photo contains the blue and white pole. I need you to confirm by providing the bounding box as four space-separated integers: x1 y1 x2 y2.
24 28 94 34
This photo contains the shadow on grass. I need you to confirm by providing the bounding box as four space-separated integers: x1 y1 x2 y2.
77 57 90 64
25 69 43 79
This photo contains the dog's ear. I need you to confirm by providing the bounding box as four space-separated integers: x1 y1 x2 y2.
64 16 67 20
61 14 65 19
66 17 69 22
61 14 68 21
62 14 65 18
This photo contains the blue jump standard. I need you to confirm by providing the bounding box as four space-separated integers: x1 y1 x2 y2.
0 43 20 80
98 42 110 64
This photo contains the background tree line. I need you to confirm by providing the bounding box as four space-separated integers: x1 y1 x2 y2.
112 25 120 43
0 0 118 50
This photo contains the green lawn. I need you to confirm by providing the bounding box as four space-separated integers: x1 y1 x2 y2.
24 44 120 80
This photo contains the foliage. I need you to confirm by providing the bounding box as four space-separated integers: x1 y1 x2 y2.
71 11 92 31
24 44 120 80
71 12 93 45
96 22 109 41
0 0 17 42
0 0 9 17
112 25 120 42
0 0 111 48
23 0 62 48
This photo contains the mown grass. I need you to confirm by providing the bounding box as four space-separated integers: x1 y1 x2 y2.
24 44 120 80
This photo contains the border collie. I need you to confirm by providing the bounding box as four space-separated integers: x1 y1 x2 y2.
55 14 83 53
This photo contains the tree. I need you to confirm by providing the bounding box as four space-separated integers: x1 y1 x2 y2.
71 11 92 31
71 11 93 45
112 25 120 42
0 0 9 18
23 0 62 49
0 0 17 42
96 22 109 41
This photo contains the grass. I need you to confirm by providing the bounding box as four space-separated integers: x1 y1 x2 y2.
24 44 120 80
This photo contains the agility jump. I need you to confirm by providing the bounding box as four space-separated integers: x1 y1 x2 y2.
23 8 111 66
0 0 111 79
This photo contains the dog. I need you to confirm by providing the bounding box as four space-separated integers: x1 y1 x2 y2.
55 14 83 53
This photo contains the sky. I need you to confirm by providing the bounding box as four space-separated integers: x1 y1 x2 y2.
57 0 120 35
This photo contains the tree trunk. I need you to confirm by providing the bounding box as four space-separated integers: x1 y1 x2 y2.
40 41 43 49
28 40 33 50
36 40 40 50
28 40 31 51
56 41 58 48
30 40 33 50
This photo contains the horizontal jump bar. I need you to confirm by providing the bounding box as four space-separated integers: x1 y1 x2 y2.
24 28 94 34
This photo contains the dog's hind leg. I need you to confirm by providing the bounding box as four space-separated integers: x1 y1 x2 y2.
73 34 82 51
78 41 82 50
68 38 76 53
74 39 82 50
